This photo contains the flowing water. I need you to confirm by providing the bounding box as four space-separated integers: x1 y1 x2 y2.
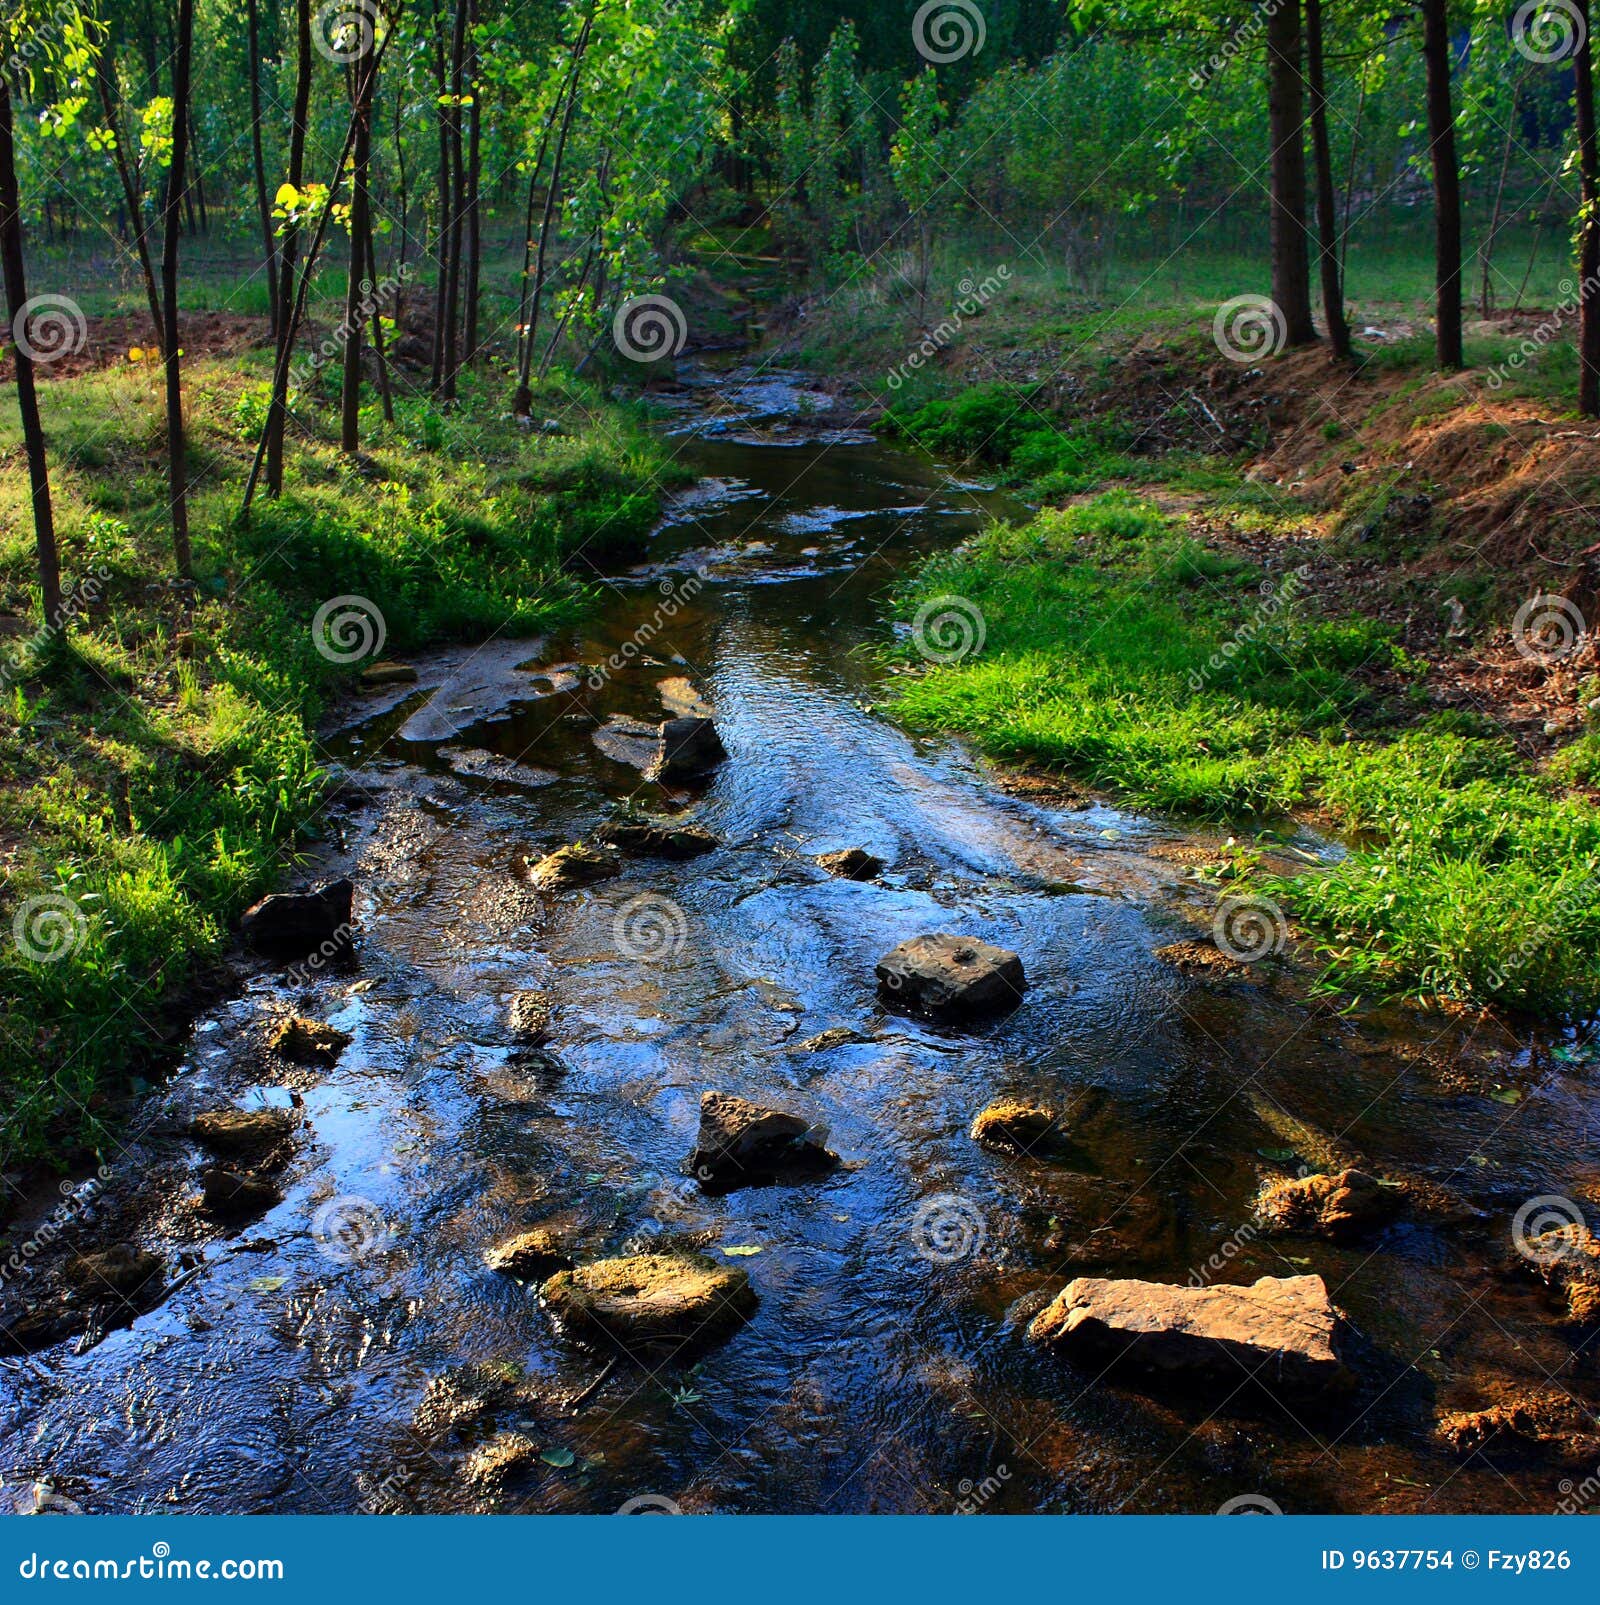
3 369 1597 1516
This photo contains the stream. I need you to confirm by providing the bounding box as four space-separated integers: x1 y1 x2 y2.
3 366 1598 1516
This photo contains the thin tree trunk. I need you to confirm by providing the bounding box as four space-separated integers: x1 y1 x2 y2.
513 10 592 414
439 0 468 399
1306 0 1350 358
94 42 165 350
265 0 312 497
1421 0 1463 369
248 0 279 339
462 0 482 364
160 0 194 576
341 50 376 455
0 76 62 625
429 2 450 387
1266 0 1316 345
365 209 395 423
1576 0 1600 416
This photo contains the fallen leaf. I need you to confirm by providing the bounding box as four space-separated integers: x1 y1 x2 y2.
247 1276 286 1293
539 1447 575 1469
721 1245 762 1257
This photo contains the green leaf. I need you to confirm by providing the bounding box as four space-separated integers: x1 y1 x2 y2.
247 1275 286 1293
539 1447 576 1468
721 1245 762 1256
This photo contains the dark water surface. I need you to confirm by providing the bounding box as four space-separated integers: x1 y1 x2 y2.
3 372 1596 1515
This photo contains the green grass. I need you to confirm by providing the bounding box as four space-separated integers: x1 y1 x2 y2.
0 355 676 1170
891 495 1600 1017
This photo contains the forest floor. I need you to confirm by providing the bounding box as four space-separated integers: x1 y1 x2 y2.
768 240 1600 1021
0 338 678 1172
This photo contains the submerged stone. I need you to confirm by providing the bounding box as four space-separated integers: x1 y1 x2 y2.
240 879 354 960
525 841 621 890
542 1251 756 1353
876 933 1025 1017
1255 1169 1402 1241
1028 1272 1351 1400
687 1090 837 1187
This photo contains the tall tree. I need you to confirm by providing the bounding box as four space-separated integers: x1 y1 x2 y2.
1420 0 1463 369
247 0 279 340
264 0 312 497
158 0 195 575
462 0 482 364
341 39 378 454
1576 0 1600 416
1305 0 1350 358
0 68 62 624
1266 0 1317 344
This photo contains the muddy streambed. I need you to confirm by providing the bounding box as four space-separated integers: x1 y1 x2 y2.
3 369 1598 1515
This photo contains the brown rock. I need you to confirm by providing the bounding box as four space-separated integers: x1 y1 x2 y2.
876 933 1025 1017
1029 1273 1351 1400
970 1098 1062 1156
483 1228 574 1282
463 1432 542 1491
1436 1392 1600 1467
595 818 718 859
794 1026 870 1053
506 990 552 1045
65 1244 164 1299
648 717 727 785
267 1015 351 1066
200 1166 283 1219
1154 939 1248 979
816 848 884 881
687 1090 837 1187
1523 1224 1600 1327
524 841 621 890
361 661 419 687
1255 1169 1403 1241
240 879 354 960
542 1251 756 1353
190 1107 296 1155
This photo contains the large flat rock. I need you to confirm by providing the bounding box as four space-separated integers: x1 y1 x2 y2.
1029 1273 1351 1399
876 933 1025 1017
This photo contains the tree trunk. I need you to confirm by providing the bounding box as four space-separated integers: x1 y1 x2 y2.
341 51 376 455
94 42 165 351
1577 0 1600 416
1305 0 1350 358
439 0 468 399
0 76 62 625
1266 0 1316 345
1421 0 1463 369
248 0 279 340
462 0 482 364
429 3 450 387
265 0 312 497
365 210 395 423
160 0 194 576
